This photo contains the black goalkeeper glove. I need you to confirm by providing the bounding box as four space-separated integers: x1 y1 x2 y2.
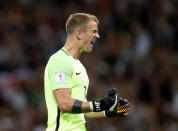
105 98 130 117
91 88 118 112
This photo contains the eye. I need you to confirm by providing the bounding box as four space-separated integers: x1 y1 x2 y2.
92 30 97 33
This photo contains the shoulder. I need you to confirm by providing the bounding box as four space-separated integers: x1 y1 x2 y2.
47 49 73 72
50 49 71 64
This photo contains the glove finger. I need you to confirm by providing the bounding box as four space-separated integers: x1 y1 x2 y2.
118 98 129 106
116 112 129 117
117 104 130 110
121 103 130 109
107 88 118 96
123 112 128 116
117 107 130 113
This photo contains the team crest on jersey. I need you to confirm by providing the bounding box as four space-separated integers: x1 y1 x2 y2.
56 72 66 83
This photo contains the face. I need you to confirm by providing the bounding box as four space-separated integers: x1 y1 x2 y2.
81 20 100 52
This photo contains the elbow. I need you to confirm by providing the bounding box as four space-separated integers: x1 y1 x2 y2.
58 103 72 113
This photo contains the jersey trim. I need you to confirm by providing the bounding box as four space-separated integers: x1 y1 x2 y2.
55 108 60 131
61 48 69 56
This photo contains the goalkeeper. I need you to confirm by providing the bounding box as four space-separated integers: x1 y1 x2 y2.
44 13 130 131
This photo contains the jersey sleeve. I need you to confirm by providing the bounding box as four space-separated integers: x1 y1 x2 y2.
48 55 73 90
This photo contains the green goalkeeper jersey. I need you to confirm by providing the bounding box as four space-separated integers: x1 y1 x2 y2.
44 47 89 131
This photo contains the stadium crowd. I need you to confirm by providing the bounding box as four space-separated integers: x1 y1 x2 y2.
0 0 177 131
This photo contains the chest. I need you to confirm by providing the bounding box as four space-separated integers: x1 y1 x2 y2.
72 60 89 86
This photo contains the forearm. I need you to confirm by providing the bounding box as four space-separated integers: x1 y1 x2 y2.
84 111 105 119
54 89 92 113
56 97 91 113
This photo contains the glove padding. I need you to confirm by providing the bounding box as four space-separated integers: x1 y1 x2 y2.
105 98 130 117
92 88 118 112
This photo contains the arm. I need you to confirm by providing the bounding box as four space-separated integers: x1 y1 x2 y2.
84 111 105 119
54 88 90 112
53 88 119 113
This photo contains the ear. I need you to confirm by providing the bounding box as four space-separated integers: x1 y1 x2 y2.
75 28 83 40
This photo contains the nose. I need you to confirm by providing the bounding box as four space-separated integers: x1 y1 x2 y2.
96 33 100 39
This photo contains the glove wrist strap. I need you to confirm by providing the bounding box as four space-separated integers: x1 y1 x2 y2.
92 101 101 112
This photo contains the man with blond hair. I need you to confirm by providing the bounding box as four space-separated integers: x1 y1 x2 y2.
44 13 129 131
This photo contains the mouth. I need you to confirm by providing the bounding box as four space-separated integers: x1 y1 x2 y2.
90 39 96 47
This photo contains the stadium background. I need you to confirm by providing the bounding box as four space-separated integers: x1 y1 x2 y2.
0 0 177 130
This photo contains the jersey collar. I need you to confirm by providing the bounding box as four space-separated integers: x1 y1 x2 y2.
61 47 70 56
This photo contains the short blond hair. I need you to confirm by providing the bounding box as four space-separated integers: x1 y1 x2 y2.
66 13 99 35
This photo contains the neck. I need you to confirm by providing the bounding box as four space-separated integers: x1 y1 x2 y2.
64 37 83 59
